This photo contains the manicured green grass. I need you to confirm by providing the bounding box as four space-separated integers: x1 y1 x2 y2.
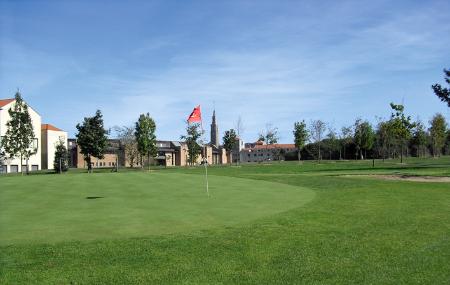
1 157 449 284
0 172 313 245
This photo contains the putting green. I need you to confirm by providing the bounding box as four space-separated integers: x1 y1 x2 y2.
0 172 314 245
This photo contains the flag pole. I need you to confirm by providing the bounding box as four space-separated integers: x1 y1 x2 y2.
200 119 210 197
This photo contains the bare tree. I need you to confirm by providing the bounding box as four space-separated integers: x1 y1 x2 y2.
310 120 326 162
235 116 245 139
114 125 139 168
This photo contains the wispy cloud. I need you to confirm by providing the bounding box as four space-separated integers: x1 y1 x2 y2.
1 0 449 142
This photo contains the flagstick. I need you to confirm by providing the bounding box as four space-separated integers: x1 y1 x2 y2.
201 119 210 197
204 156 210 197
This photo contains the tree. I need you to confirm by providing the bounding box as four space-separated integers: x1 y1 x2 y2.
234 116 245 164
181 123 203 165
259 124 279 145
326 127 340 160
75 110 108 173
0 91 36 175
259 124 279 162
340 126 353 159
410 120 428 157
375 120 393 161
135 113 157 170
429 113 447 157
53 137 69 173
222 129 237 165
114 125 139 168
293 120 308 162
310 120 326 161
235 116 245 139
389 103 415 163
432 68 450 107
354 119 375 160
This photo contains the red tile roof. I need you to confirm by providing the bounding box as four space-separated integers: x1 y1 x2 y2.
0 98 15 108
42 124 63 132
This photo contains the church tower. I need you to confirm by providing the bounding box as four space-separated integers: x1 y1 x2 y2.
210 110 219 147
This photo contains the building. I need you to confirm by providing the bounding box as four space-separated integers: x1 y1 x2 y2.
41 124 68 170
0 97 42 173
232 137 245 163
68 110 230 169
240 142 297 163
210 110 219 147
68 138 123 169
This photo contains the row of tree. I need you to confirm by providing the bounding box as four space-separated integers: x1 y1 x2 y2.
290 106 449 163
75 112 157 173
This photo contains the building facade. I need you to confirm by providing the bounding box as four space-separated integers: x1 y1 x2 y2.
240 142 297 163
0 98 42 173
41 124 68 170
68 138 228 169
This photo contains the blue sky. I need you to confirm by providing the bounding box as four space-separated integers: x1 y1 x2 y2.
1 0 449 143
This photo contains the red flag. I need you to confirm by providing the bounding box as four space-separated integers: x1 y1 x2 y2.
187 105 202 123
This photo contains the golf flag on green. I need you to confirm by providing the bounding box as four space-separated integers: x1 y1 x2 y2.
187 105 209 197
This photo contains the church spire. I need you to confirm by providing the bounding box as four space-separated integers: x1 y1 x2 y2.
210 109 219 146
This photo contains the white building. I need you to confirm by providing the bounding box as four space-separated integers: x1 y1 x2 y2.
0 98 42 173
240 141 297 163
41 124 68 170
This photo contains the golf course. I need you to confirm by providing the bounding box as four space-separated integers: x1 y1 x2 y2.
1 158 450 284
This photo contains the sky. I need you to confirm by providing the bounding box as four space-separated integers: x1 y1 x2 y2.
1 0 449 143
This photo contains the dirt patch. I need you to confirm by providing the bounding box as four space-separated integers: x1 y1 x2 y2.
345 174 450 183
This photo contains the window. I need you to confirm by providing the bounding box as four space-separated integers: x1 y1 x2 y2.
0 165 7 174
21 165 27 172
10 165 18 173
31 165 38 171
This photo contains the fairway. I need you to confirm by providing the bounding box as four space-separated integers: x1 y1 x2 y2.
0 172 314 245
1 158 450 284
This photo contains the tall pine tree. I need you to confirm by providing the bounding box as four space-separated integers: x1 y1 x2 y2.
75 110 108 173
53 137 69 173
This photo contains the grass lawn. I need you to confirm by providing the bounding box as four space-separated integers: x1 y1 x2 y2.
1 157 450 284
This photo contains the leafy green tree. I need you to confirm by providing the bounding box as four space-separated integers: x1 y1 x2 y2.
75 110 108 173
310 120 326 161
135 113 157 170
222 129 237 165
410 121 428 157
444 130 450 155
293 121 308 162
375 120 394 160
429 113 447 157
0 91 36 175
326 127 340 160
181 123 203 165
354 119 375 160
340 126 353 159
432 68 450 107
53 137 69 173
389 103 415 163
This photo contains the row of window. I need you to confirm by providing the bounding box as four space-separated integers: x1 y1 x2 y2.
0 165 39 174
92 161 116 167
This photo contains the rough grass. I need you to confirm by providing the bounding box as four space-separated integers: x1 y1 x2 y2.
1 157 449 284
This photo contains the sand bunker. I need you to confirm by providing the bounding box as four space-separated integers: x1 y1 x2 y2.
345 174 450 183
